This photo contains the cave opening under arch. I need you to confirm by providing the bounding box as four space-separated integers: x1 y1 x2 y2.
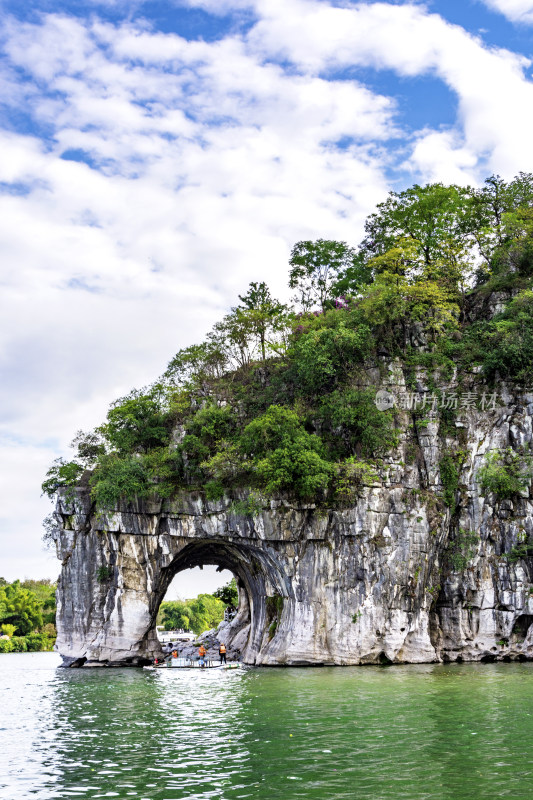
146 538 292 663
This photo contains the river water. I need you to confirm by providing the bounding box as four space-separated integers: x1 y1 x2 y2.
1 653 532 799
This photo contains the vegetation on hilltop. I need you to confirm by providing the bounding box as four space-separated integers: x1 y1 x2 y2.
42 174 533 512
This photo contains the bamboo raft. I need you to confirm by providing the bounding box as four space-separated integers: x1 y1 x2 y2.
144 657 240 671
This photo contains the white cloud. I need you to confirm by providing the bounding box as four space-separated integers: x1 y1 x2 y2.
480 0 533 24
246 0 533 178
406 129 478 185
0 11 393 579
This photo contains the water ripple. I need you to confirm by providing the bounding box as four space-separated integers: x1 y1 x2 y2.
1 654 533 799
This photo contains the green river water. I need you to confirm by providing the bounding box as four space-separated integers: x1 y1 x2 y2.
1 653 532 799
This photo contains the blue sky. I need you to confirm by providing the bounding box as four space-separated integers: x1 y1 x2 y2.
1 0 533 589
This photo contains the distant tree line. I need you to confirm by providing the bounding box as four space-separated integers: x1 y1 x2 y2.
159 578 238 636
0 578 56 653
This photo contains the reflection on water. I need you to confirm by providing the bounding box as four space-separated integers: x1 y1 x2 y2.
1 653 532 799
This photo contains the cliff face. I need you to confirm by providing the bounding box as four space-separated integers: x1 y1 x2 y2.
53 366 533 666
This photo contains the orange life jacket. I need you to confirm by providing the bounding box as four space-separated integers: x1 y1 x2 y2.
219 645 226 653
199 646 206 656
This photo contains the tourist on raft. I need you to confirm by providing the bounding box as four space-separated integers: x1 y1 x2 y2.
219 643 227 664
198 644 207 666
161 649 178 665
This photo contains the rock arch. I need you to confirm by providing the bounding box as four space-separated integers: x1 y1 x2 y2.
144 538 293 663
53 490 296 667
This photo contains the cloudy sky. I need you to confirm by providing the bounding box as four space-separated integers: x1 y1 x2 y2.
1 0 533 593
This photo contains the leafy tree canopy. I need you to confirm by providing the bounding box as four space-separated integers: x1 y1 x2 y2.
469 172 533 264
478 448 533 500
0 580 44 635
160 594 226 635
289 319 373 394
363 183 473 262
240 405 332 499
235 281 288 361
213 577 239 608
99 388 171 455
459 289 533 384
42 459 84 499
164 340 228 395
289 239 367 311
